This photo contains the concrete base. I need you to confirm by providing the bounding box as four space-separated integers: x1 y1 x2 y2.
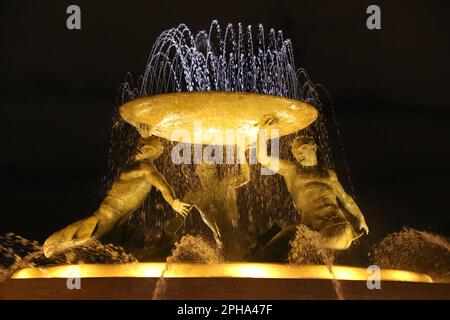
1 277 449 300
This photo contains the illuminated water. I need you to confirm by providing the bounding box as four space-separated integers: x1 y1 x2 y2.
152 235 222 299
371 228 450 282
0 233 136 282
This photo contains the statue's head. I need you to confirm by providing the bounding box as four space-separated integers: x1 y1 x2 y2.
195 161 218 184
291 135 318 167
133 136 164 161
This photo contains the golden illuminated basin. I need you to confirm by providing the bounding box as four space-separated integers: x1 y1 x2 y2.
119 92 318 144
13 263 433 283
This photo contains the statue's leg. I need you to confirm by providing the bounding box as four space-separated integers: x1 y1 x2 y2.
92 205 123 238
43 215 99 257
321 221 357 250
303 207 358 250
43 205 120 257
250 224 298 262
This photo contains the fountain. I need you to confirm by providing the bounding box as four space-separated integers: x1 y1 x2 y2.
1 21 449 300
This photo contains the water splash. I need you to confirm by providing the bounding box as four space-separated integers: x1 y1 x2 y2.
152 235 222 299
0 249 44 283
165 235 223 264
0 233 136 282
288 225 344 300
371 227 450 281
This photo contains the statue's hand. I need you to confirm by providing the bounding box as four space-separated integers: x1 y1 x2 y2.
260 114 279 128
172 199 191 218
137 123 152 138
43 216 99 258
357 216 369 235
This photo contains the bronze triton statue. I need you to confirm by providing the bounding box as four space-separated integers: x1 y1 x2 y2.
43 134 190 257
257 135 368 251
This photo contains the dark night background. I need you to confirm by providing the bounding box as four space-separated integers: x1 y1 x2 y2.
1 0 449 247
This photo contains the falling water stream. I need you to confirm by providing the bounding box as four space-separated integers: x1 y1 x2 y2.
152 235 222 299
288 225 344 299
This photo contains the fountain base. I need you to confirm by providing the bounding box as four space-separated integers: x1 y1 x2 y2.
2 263 448 300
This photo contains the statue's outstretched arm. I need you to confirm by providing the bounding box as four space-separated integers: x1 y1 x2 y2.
146 163 191 217
256 136 295 176
330 171 369 234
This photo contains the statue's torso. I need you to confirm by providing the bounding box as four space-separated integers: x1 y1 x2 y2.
103 162 154 215
285 167 338 215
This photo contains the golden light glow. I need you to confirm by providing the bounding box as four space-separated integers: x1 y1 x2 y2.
12 263 433 283
119 92 318 145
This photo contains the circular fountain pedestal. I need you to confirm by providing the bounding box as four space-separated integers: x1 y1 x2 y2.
119 92 318 144
2 263 448 300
